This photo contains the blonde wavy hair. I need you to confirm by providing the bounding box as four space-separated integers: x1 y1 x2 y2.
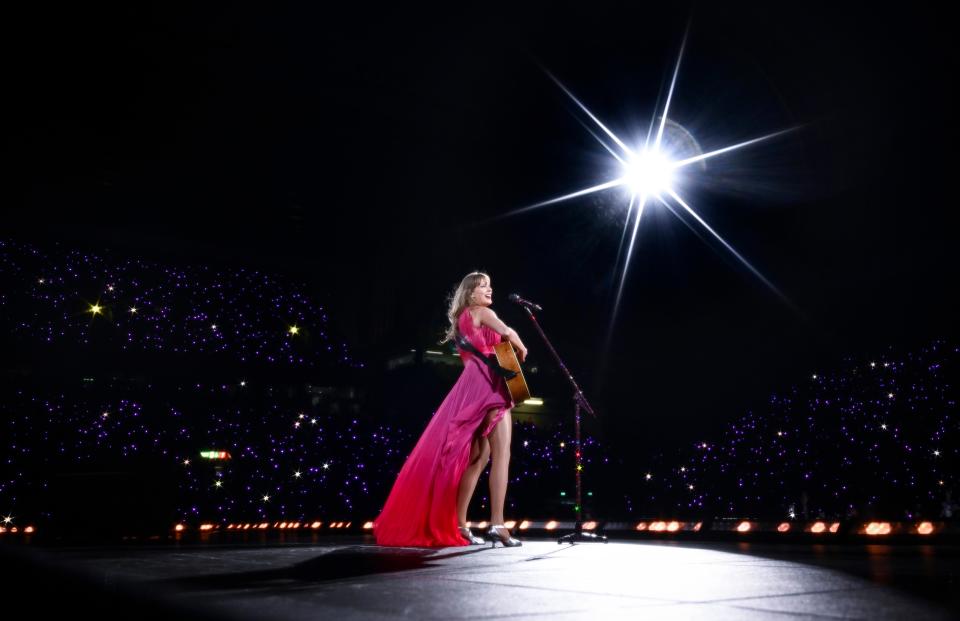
440 271 489 344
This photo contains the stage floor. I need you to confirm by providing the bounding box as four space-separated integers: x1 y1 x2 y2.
4 536 958 620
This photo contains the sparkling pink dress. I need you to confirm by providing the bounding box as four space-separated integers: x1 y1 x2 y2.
373 306 513 546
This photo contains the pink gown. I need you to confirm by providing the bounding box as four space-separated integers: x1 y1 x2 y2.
373 306 513 546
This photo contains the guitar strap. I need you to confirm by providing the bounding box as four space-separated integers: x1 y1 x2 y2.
455 332 518 380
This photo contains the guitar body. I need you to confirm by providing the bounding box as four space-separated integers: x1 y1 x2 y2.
493 341 532 403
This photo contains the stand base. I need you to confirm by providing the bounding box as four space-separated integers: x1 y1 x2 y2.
557 529 609 544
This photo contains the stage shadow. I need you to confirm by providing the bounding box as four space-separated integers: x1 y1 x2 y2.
154 544 492 591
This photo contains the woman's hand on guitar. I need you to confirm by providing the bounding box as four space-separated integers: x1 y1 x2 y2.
516 344 527 363
512 338 528 363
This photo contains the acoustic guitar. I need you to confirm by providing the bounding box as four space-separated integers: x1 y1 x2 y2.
493 341 532 403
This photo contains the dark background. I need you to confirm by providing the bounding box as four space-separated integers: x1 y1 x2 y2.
4 2 957 458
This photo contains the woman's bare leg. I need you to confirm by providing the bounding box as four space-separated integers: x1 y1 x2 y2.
456 433 490 527
486 408 512 525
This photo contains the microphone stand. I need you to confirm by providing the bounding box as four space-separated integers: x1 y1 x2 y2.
516 304 607 545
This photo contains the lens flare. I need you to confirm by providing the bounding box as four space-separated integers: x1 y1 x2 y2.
500 25 800 332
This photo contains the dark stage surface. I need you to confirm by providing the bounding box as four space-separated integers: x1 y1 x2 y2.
4 537 958 620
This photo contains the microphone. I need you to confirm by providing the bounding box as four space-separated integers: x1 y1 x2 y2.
508 293 543 312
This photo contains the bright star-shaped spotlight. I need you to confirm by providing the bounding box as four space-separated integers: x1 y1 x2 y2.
623 150 674 196
89 304 103 315
2 515 13 525
214 480 223 488
129 307 138 314
294 471 302 478
504 29 799 324
288 325 300 335
262 494 270 502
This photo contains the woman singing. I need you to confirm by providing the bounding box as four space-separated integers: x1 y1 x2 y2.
373 271 528 547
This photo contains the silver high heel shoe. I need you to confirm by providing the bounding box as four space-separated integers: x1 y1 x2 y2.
458 525 485 545
486 524 522 547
